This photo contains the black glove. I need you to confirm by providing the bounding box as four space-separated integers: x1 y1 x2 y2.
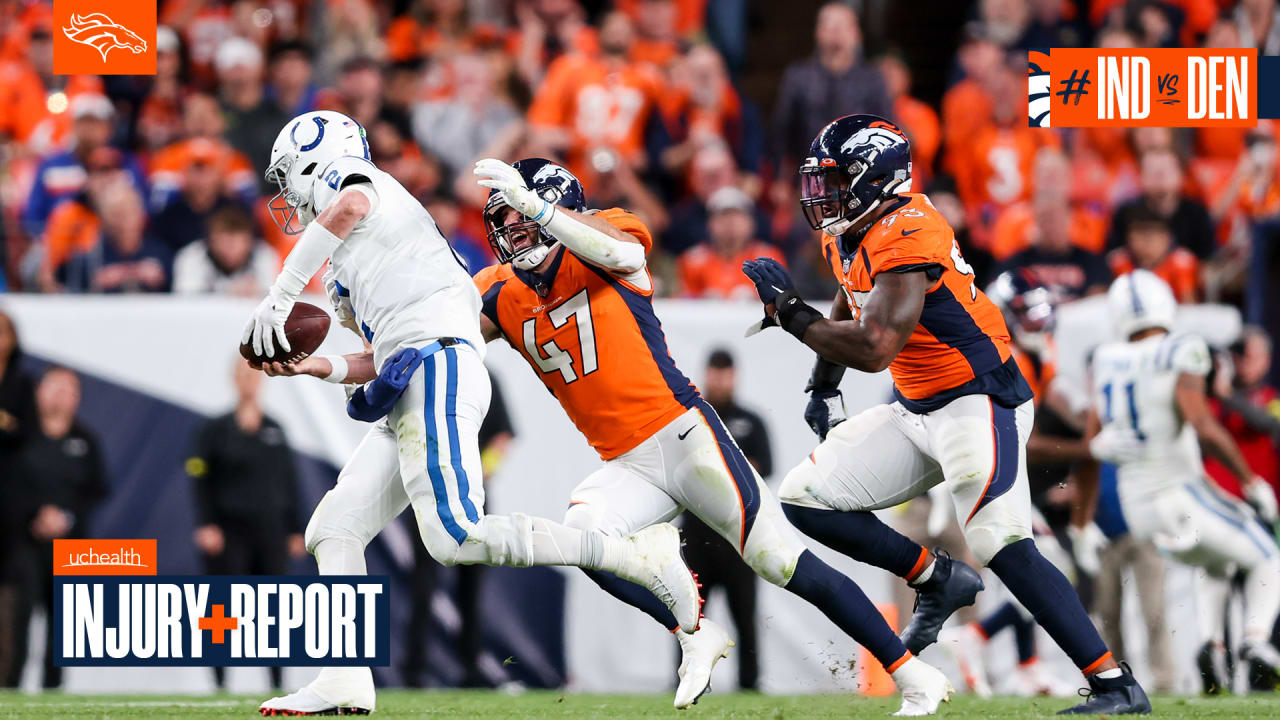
742 258 823 340
804 389 847 440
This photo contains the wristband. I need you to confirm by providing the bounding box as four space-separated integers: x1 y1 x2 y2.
530 198 555 227
805 356 847 393
320 355 349 383
774 291 824 341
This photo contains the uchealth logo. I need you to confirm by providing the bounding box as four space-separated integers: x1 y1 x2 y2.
51 541 390 666
54 539 157 576
1028 48 1280 128
53 1 156 75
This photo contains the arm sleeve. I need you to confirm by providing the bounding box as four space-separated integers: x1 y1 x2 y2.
543 207 648 273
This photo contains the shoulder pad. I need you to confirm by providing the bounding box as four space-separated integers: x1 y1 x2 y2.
1163 333 1211 376
312 156 378 214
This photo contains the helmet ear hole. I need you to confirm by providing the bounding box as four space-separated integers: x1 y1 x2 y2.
300 162 317 176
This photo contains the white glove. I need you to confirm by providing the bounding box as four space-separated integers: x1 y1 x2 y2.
1066 522 1108 577
473 158 549 224
241 286 294 358
1088 429 1145 465
1244 476 1278 523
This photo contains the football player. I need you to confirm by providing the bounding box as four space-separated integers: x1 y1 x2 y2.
1079 271 1280 682
470 157 952 715
243 111 701 715
743 114 1149 714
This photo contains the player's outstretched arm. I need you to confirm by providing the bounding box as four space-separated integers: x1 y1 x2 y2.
242 188 372 358
473 158 645 273
479 314 504 343
258 349 376 385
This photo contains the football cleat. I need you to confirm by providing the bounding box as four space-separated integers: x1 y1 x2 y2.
900 552 984 654
617 523 703 633
1057 663 1151 715
674 618 735 709
259 686 371 716
1241 640 1280 687
937 625 991 698
891 656 953 717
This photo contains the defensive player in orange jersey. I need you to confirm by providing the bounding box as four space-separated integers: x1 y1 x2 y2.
742 115 1150 715
470 157 952 714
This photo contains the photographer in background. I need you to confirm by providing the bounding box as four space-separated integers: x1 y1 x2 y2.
187 360 304 691
8 366 108 689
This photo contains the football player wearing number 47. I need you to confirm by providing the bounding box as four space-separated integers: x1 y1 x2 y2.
471 157 953 716
742 114 1150 715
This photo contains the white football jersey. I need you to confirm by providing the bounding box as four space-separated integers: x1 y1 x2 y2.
311 155 484 368
1089 331 1212 500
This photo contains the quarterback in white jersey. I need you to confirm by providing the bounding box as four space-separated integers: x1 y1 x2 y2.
242 111 701 715
1081 270 1280 676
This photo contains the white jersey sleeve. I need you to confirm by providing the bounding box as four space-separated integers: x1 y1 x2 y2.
1166 333 1212 377
312 155 380 216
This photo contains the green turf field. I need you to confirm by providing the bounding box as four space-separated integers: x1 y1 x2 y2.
1 691 1278 719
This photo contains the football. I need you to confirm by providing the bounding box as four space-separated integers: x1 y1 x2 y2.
239 301 331 365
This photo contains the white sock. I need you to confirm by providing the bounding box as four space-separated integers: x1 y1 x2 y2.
909 559 936 586
314 537 367 575
580 530 633 575
1095 667 1123 679
528 517 584 565
1243 555 1280 643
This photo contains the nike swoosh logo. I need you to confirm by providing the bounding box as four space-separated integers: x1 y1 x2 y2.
677 426 696 440
901 228 921 236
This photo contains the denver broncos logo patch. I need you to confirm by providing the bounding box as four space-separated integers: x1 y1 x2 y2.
62 13 148 62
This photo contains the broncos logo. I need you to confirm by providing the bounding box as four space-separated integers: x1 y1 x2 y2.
62 13 148 63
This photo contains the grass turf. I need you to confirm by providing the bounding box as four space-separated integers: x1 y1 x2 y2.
0 691 1277 719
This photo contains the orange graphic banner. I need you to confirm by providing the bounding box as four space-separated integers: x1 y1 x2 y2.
53 1 156 76
53 539 157 575
1029 48 1257 128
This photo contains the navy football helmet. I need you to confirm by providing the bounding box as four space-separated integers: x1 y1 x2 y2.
483 158 586 269
987 268 1056 354
800 114 912 236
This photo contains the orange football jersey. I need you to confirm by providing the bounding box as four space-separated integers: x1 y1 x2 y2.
474 208 697 459
822 193 1030 412
1011 345 1056 403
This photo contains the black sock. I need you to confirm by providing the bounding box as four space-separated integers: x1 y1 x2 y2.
783 504 928 580
1013 613 1037 664
988 538 1109 671
581 569 679 630
784 550 908 669
978 600 1021 639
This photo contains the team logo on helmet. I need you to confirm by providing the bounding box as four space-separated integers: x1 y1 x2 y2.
839 126 905 161
62 13 148 62
531 164 578 204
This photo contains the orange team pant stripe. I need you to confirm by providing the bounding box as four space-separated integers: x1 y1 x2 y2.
1081 651 1113 675
885 651 914 674
904 547 931 582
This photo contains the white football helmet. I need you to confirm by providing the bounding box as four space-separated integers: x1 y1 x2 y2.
1108 269 1177 340
265 110 370 234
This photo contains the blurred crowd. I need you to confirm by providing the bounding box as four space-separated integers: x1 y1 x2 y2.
0 0 1271 327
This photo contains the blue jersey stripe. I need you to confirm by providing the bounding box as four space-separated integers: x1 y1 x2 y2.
694 398 760 551
917 282 1004 377
480 280 506 328
444 347 480 524
424 353 467 545
968 401 1020 523
584 264 699 408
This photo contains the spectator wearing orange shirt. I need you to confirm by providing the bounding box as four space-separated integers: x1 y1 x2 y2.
877 53 939 187
1108 209 1201 303
59 180 171 294
677 187 783 300
989 147 1107 262
628 0 682 69
148 93 257 211
660 45 763 181
149 139 248 255
954 58 1058 247
511 0 599 89
527 11 668 187
939 29 1001 178
0 19 103 155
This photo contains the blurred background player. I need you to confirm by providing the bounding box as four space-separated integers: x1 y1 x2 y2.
1079 271 1280 686
679 348 772 693
187 359 306 692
